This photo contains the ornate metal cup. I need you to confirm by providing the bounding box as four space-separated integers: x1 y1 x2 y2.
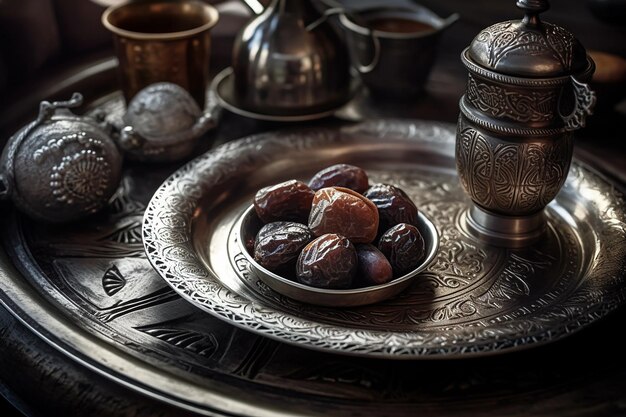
102 1 219 108
456 0 596 247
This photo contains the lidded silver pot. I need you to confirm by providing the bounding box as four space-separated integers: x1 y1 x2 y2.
0 93 123 223
456 0 596 247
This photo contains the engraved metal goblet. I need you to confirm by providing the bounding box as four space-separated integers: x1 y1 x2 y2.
455 0 596 247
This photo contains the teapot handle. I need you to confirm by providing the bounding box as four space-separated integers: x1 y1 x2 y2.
308 7 380 74
36 92 83 123
561 76 596 131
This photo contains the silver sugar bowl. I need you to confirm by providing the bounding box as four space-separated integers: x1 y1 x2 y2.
456 0 596 247
0 93 123 223
118 82 217 162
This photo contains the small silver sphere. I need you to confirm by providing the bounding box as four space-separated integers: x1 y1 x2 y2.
121 83 215 162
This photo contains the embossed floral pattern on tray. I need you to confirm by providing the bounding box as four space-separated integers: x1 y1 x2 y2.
143 120 626 358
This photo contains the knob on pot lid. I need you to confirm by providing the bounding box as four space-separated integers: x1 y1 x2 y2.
467 0 589 77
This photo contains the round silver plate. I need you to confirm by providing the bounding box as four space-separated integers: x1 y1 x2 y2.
143 120 626 359
237 204 440 307
212 67 359 122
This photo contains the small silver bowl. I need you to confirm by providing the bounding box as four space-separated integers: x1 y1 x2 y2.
236 205 439 307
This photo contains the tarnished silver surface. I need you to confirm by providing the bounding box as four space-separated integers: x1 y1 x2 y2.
467 0 589 78
456 0 596 246
143 119 626 358
0 93 123 223
237 204 440 307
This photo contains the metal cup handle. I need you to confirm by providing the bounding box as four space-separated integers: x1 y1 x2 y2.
561 76 596 131
354 29 380 74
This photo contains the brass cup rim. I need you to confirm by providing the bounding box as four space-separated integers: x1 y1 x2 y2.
102 0 219 41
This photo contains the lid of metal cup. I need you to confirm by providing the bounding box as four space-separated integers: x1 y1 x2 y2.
467 0 589 77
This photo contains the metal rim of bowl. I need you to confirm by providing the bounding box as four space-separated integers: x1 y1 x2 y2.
102 0 219 41
235 204 440 306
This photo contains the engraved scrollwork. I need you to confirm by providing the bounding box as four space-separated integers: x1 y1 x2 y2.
466 74 557 123
455 123 573 215
473 253 552 309
420 238 486 292
475 21 575 70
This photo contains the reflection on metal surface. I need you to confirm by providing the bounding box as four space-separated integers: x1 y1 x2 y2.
142 119 626 358
212 67 359 122
231 0 351 114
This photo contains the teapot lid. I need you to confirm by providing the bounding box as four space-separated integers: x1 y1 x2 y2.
467 0 589 77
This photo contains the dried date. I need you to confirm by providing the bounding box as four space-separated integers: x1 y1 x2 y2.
378 223 425 276
308 164 369 194
254 180 314 223
364 184 418 237
308 187 379 243
254 222 312 273
296 234 357 289
355 244 393 286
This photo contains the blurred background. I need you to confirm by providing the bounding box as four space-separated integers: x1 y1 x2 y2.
0 0 625 114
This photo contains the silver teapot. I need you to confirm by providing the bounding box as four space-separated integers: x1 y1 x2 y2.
456 0 596 247
232 0 351 114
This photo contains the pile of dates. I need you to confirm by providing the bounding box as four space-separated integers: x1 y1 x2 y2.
252 164 426 290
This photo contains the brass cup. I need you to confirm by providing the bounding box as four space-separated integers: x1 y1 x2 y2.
102 1 219 108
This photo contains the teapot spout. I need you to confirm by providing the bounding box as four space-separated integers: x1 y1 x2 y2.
441 13 460 30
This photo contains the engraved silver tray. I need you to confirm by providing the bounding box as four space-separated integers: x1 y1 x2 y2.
143 120 626 359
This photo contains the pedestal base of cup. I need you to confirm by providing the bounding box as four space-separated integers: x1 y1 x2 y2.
465 204 546 248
